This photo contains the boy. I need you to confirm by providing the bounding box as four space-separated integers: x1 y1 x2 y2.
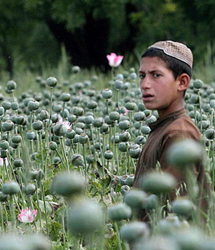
133 41 209 219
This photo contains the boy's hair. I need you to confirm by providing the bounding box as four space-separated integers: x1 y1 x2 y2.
142 47 192 79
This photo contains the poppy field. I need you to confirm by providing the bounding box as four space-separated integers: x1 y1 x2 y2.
0 54 215 250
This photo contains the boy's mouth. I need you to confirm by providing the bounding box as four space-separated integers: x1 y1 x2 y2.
142 93 154 101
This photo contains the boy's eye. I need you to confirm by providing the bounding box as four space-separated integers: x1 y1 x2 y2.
153 73 161 78
139 74 145 79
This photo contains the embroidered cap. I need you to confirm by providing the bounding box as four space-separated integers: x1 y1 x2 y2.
148 40 193 69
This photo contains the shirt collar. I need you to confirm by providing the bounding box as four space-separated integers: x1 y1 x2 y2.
149 108 186 131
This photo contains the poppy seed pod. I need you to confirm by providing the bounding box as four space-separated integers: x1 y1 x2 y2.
171 197 195 217
86 154 94 164
0 191 8 202
139 171 177 195
32 120 43 131
104 150 114 160
146 115 157 125
2 101 11 110
142 194 159 210
53 123 68 137
85 115 94 125
87 100 98 109
121 185 130 196
49 141 57 150
72 65 81 74
66 129 75 139
114 80 123 90
120 221 149 244
109 111 120 121
46 76 58 88
125 102 137 111
72 107 84 116
118 142 128 152
101 89 112 99
2 181 20 195
0 140 9 150
50 171 86 196
11 134 22 144
129 144 141 158
23 183 37 196
0 107 4 116
2 120 14 132
39 110 50 120
134 111 146 121
205 128 215 140
71 154 84 167
100 123 109 134
67 198 103 235
119 131 131 142
11 102 19 110
193 79 203 89
124 189 147 209
24 233 52 250
26 131 36 140
167 139 204 168
93 117 103 128
13 158 24 168
118 120 130 130
28 100 40 111
6 80 17 90
59 92 71 102
79 133 88 144
108 203 132 221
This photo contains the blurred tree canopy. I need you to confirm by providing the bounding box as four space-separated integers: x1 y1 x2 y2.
1 0 215 76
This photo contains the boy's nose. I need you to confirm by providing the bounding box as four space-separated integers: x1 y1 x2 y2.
140 77 151 90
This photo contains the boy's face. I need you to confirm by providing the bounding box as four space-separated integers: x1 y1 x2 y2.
139 56 182 118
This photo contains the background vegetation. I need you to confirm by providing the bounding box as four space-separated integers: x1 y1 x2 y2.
1 0 215 86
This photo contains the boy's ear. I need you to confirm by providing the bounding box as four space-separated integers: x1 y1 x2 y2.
177 73 190 92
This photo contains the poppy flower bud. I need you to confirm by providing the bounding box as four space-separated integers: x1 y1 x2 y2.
46 76 58 88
